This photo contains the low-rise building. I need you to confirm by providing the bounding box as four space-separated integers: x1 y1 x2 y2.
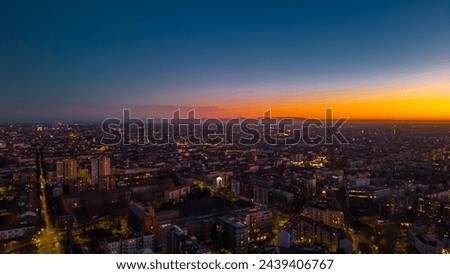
104 232 154 254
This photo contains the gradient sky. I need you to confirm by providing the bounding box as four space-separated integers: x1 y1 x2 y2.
1 0 449 121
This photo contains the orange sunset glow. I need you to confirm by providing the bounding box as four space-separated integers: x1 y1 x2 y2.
191 80 450 120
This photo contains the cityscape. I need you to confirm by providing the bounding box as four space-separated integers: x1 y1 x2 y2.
0 120 449 254
0 1 449 255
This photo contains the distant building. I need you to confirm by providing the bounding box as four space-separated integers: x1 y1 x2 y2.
214 216 249 254
417 198 447 219
302 205 344 229
91 156 110 190
55 196 75 229
56 159 78 180
51 182 64 197
269 188 294 209
238 207 273 244
13 168 36 185
67 178 90 194
297 216 353 253
128 203 150 233
252 177 274 206
230 178 254 199
253 185 270 206
278 221 297 248
407 223 450 254
104 232 154 254
127 203 179 251
164 225 210 254
230 178 241 195
174 214 218 243
346 174 370 188
164 185 190 204
408 231 443 254
306 177 317 195
0 223 36 241
347 186 392 213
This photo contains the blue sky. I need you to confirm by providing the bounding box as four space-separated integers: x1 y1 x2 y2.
1 0 449 121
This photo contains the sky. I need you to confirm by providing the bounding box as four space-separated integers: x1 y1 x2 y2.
0 0 449 122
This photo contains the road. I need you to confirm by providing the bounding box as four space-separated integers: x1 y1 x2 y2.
34 158 63 254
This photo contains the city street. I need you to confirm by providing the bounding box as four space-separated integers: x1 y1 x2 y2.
34 172 63 253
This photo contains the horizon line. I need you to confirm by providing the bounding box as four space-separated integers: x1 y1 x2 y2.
1 118 450 125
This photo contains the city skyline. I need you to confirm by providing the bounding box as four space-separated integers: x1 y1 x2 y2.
1 0 449 122
1 121 449 254
1 0 450 258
